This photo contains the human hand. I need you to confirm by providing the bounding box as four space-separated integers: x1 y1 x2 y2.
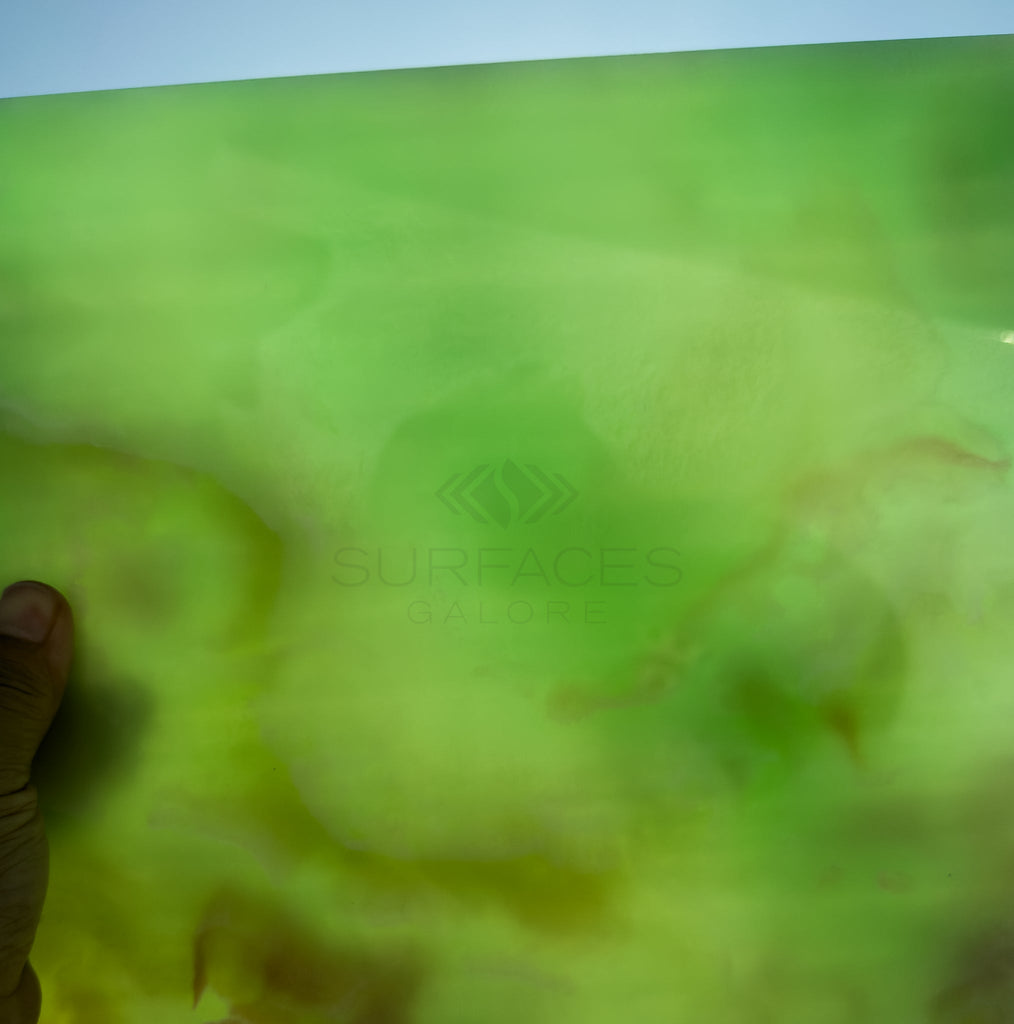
0 582 74 1023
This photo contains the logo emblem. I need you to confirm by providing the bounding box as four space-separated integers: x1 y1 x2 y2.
435 459 578 528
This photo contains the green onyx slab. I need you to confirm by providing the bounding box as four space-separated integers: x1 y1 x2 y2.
1 33 1013 1024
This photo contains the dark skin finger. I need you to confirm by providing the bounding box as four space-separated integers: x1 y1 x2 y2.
0 581 74 1024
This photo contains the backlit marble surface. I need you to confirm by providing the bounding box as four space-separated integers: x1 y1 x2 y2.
1 34 1013 1023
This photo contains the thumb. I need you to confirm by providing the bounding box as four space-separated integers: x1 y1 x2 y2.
0 581 74 1019
0 582 74 794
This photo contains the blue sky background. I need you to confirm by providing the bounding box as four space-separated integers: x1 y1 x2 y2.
2 0 1013 99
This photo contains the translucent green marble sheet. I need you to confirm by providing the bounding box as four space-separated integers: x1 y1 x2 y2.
1 32 1013 1023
